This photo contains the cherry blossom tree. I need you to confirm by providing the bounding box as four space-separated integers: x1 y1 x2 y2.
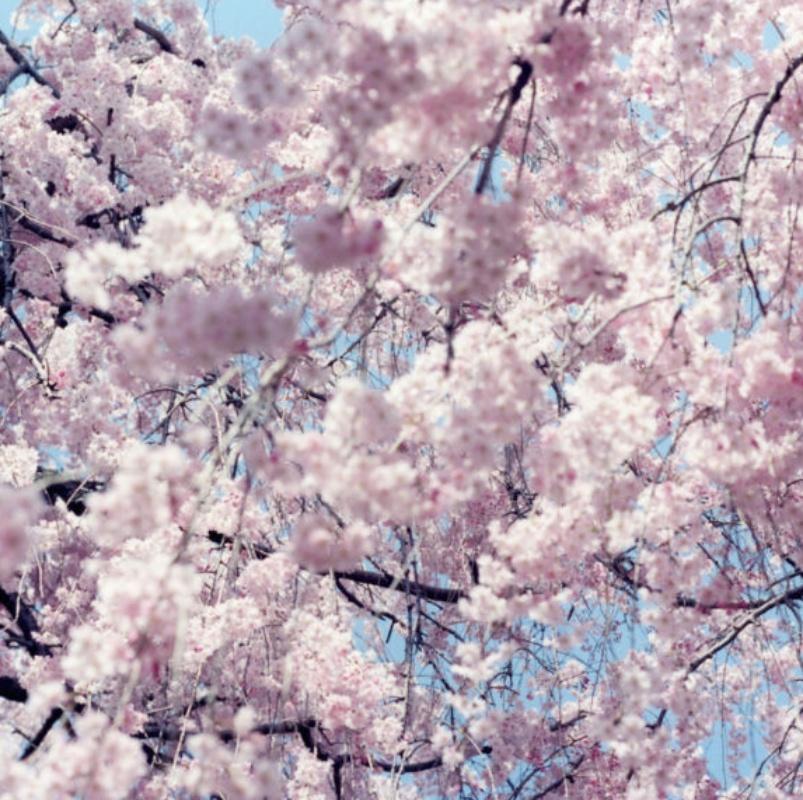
0 0 802 797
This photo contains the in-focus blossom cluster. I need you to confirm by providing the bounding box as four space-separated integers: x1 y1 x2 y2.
65 194 245 309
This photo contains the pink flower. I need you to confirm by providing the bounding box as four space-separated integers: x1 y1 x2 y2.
292 204 384 273
0 486 41 582
289 513 373 571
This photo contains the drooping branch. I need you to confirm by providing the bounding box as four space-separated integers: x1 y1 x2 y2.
651 175 740 220
530 754 585 799
688 584 803 673
743 52 803 173
475 57 533 196
739 238 768 317
334 576 401 624
0 29 60 98
0 164 15 309
5 304 44 366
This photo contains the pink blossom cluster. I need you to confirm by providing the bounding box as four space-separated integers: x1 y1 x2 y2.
198 103 285 163
289 512 374 572
114 283 294 379
776 88 803 143
534 17 594 79
85 442 193 546
0 487 41 582
0 444 38 488
284 610 400 743
292 204 384 274
65 194 245 310
2 711 146 800
2 0 803 797
234 49 295 112
534 221 629 303
531 364 659 502
273 428 420 524
179 733 284 799
138 194 245 279
182 596 264 672
64 554 200 685
323 378 401 447
399 195 528 304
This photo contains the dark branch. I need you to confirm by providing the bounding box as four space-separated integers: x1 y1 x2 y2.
40 477 105 516
138 713 492 777
0 64 25 95
205 530 467 604
529 755 585 798
331 569 467 605
47 114 81 135
475 58 533 195
16 214 75 247
651 175 740 220
133 18 177 55
745 52 803 170
0 586 51 657
335 576 400 624
0 28 60 98
740 238 768 317
20 707 65 759
137 717 319 743
0 675 27 703
688 584 803 673
89 306 117 325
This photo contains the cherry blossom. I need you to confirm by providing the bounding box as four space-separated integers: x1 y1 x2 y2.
1 0 803 798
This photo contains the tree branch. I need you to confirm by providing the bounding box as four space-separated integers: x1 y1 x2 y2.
138 713 490 776
529 754 585 798
205 530 468 604
688 584 803 673
16 214 75 247
744 52 803 172
20 707 65 759
475 58 533 195
0 675 27 703
0 29 60 98
133 18 177 55
0 586 51 657
330 569 468 605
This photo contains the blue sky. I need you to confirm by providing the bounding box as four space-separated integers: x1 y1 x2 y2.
199 0 282 44
0 0 283 45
